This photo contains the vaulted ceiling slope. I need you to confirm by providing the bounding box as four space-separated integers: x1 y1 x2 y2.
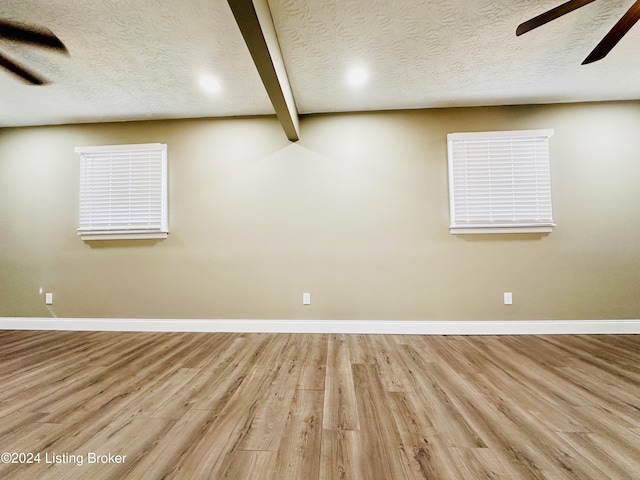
1 0 638 128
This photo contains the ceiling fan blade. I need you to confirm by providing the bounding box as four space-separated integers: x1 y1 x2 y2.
0 52 47 85
583 0 640 64
0 19 67 52
516 0 597 36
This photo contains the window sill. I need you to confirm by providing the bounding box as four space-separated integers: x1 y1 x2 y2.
79 232 168 241
451 226 554 235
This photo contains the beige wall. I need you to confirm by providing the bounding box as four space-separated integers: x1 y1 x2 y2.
1 102 640 320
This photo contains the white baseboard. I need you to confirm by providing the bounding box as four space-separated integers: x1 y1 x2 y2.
1 318 639 335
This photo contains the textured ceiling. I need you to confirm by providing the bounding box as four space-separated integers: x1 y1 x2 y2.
0 0 273 127
1 0 639 127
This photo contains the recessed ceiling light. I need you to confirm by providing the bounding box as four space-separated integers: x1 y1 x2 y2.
347 67 368 88
199 74 222 95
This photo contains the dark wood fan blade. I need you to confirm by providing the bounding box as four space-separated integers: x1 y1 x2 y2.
0 19 67 52
583 0 640 64
516 0 597 36
0 52 47 85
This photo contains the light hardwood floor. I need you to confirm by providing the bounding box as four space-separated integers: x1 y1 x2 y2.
0 330 638 479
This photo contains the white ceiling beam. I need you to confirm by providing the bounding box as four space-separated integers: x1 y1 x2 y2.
228 0 300 141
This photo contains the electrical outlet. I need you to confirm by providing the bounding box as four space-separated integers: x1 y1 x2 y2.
504 292 513 305
45 292 53 305
303 292 311 305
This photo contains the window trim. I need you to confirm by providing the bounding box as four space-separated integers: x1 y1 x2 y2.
75 143 168 241
447 129 555 235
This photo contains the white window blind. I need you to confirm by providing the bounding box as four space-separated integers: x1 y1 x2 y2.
75 143 168 240
447 129 555 234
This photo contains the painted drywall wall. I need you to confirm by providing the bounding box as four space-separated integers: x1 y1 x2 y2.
1 102 639 320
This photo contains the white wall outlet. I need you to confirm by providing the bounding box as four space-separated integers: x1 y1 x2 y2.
303 292 311 305
504 292 513 305
45 292 53 305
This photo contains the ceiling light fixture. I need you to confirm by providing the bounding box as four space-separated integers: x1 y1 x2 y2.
199 74 222 95
346 66 368 88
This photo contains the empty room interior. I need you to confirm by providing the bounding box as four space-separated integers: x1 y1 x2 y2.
1 0 639 479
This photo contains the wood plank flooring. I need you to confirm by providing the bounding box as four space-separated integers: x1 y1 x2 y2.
0 330 638 479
